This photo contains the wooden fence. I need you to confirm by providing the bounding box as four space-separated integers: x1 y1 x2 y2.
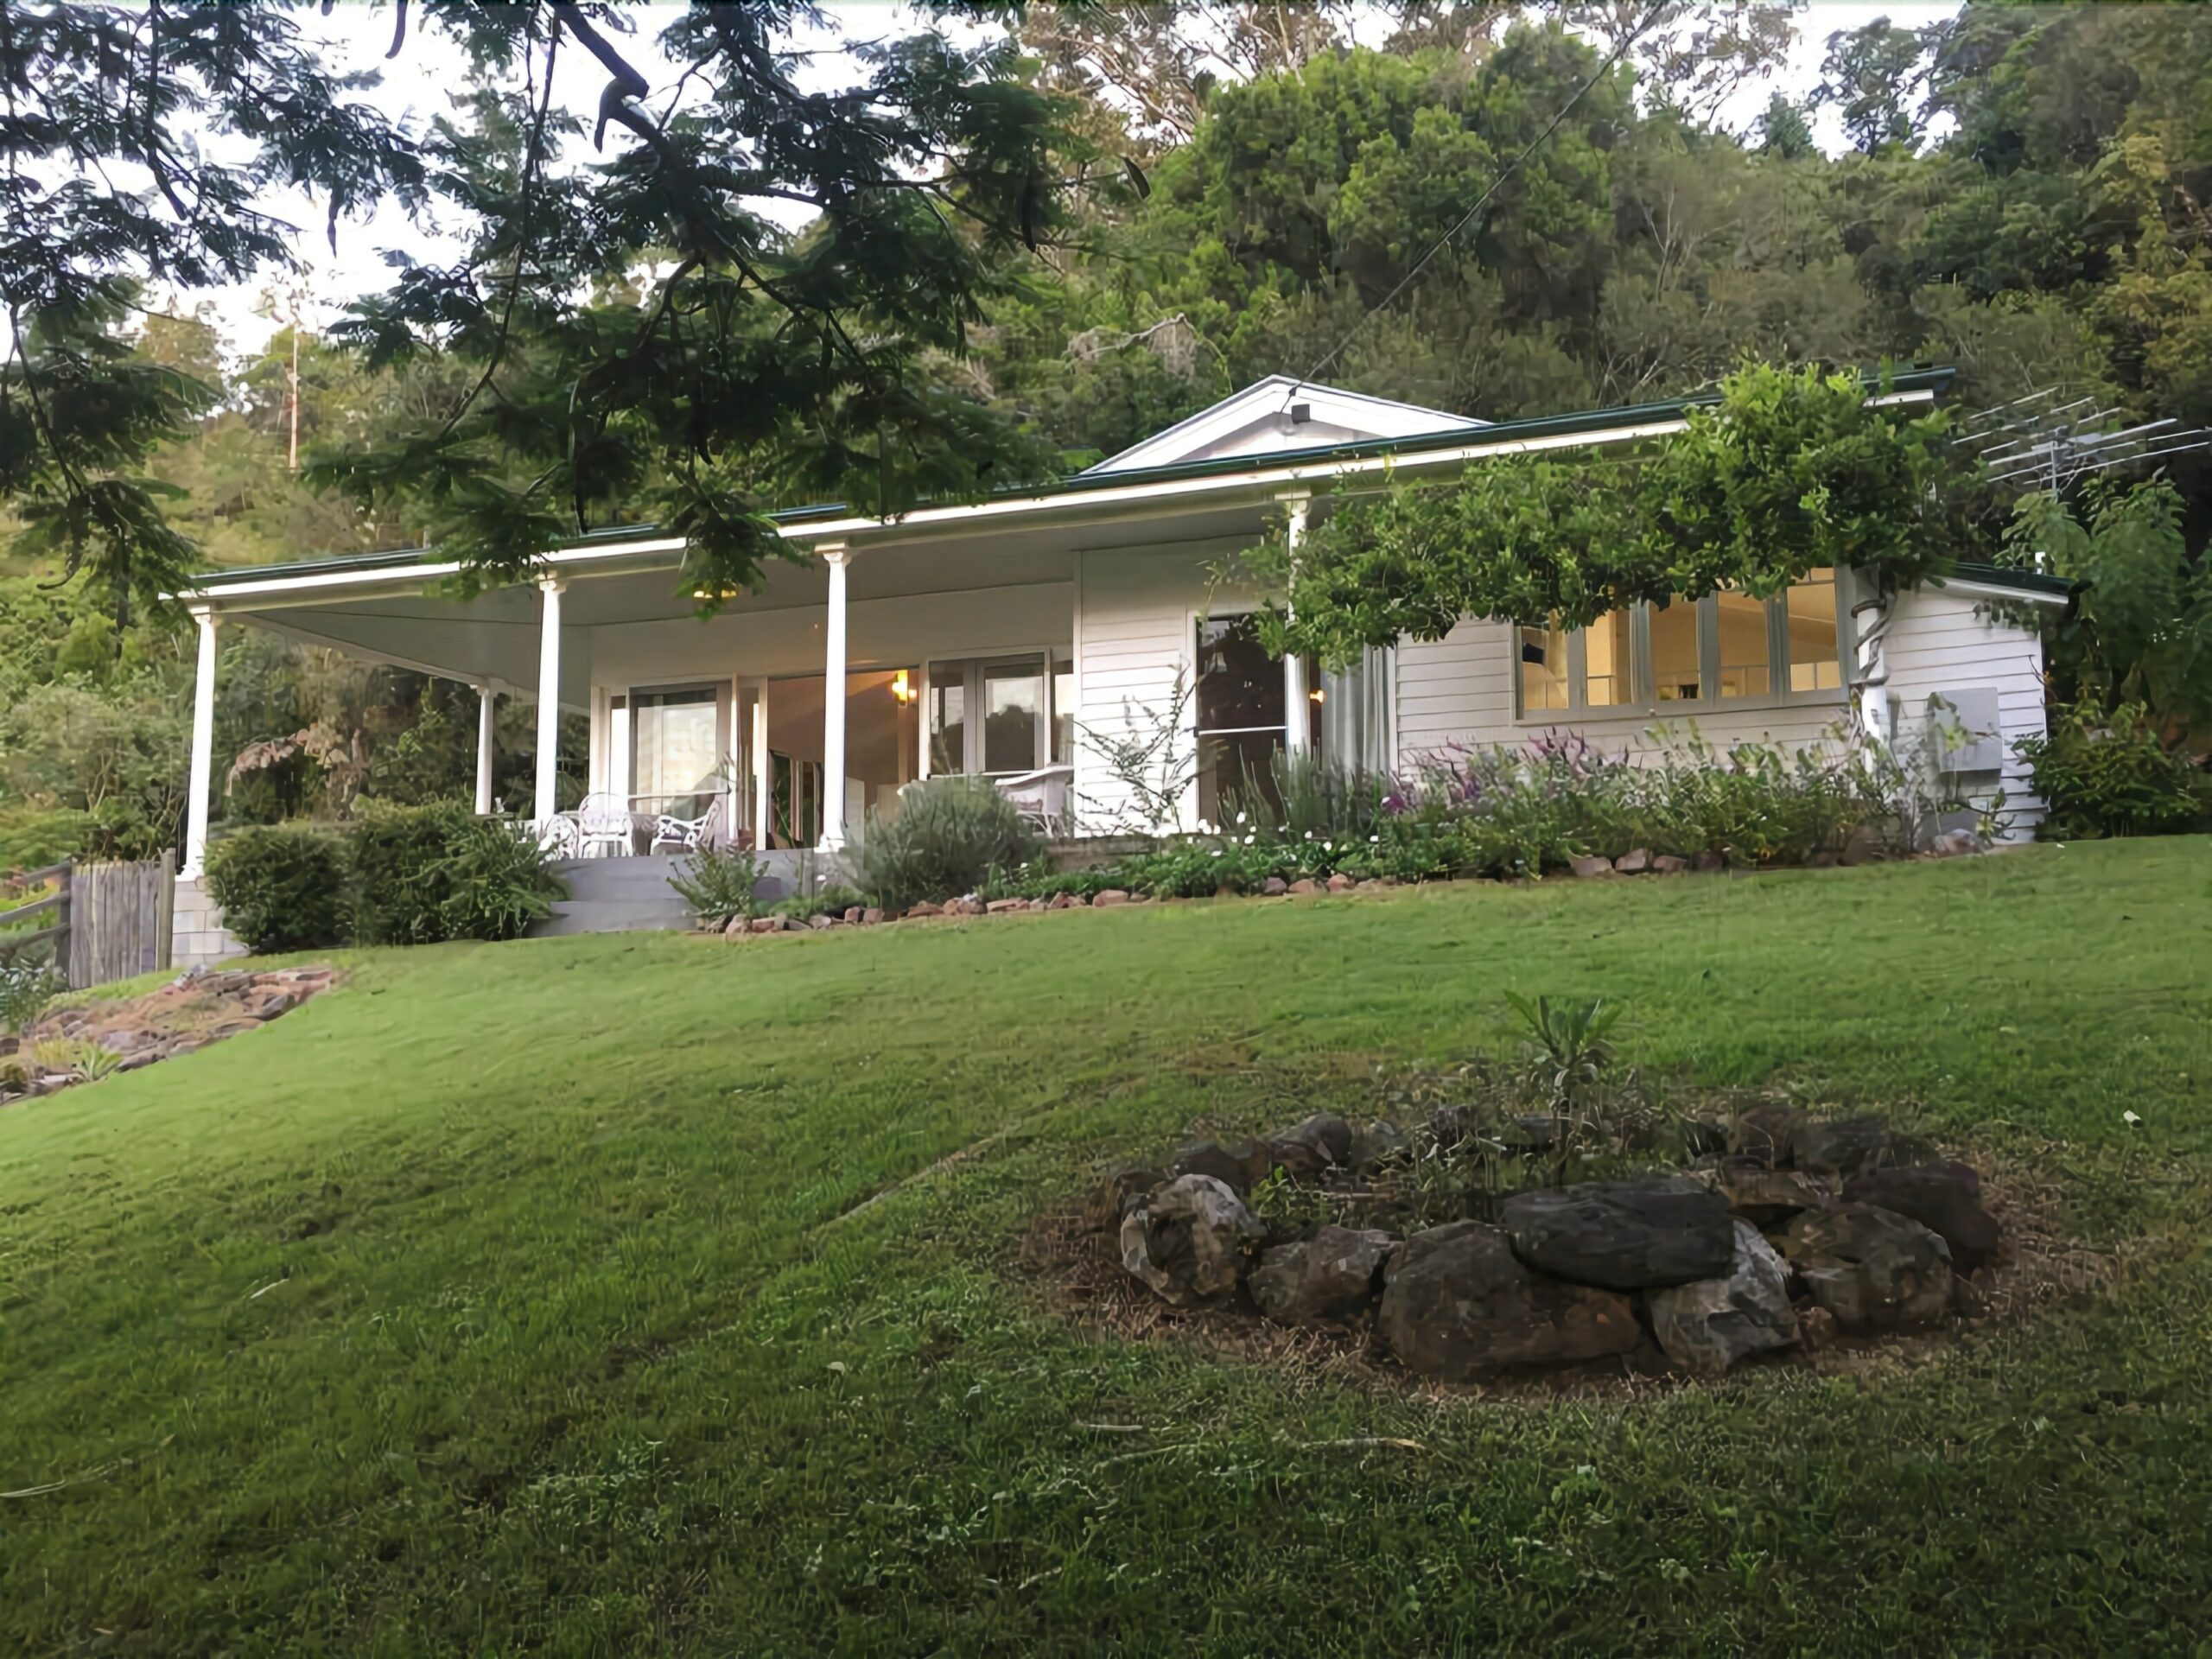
0 853 174 990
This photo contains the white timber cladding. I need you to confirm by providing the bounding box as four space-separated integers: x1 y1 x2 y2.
1071 539 1247 833
1881 584 2049 830
1390 579 2051 836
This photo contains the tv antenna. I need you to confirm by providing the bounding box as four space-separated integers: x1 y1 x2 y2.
1954 388 2212 493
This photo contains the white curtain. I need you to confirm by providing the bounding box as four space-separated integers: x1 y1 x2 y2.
1319 645 1392 775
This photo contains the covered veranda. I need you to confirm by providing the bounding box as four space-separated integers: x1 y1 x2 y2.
175 524 1096 876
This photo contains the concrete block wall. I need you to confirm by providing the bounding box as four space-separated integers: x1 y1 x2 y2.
172 875 248 970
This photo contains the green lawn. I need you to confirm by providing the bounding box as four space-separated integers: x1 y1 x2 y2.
3 841 2210 1656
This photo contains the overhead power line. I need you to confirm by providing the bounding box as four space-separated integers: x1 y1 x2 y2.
1287 0 1672 404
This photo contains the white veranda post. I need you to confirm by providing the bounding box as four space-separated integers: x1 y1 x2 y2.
534 578 564 826
1851 581 1893 754
818 543 851 850
1281 493 1311 754
474 685 498 815
182 607 219 877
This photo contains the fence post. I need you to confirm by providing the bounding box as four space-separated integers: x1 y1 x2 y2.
156 847 176 972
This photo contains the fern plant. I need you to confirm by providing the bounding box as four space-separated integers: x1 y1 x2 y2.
669 845 766 926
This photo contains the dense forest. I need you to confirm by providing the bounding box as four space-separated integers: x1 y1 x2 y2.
3 0 2209 866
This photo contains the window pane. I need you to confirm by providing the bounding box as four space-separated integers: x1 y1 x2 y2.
928 664 965 774
1584 609 1633 707
982 660 1043 773
1787 569 1842 691
1519 619 1568 713
1195 614 1285 733
1052 655 1074 765
1716 590 1770 698
1198 730 1284 829
1650 600 1700 702
630 690 719 810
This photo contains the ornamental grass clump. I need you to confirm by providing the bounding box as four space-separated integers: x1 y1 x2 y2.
852 776 1043 911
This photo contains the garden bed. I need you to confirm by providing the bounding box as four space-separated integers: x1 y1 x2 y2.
0 966 334 1104
1036 1086 2074 1394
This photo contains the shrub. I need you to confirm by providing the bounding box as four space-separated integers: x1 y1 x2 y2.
346 802 463 946
203 825 348 953
2016 702 2207 840
0 955 60 1035
347 801 565 945
851 778 1043 910
0 807 95 870
771 883 869 921
433 817 568 941
668 844 766 926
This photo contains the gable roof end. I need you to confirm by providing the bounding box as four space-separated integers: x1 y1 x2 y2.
1081 375 1485 475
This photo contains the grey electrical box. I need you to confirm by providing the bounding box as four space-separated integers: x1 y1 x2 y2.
1930 687 2003 772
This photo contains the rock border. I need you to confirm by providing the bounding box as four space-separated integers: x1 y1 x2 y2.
1080 1102 2007 1384
719 833 1995 938
0 966 336 1105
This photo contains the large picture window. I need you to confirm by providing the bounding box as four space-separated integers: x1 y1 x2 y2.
1516 570 1846 718
627 686 723 813
927 652 1071 777
1193 614 1322 825
1195 614 1283 825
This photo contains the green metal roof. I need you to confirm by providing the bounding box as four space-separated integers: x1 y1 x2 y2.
1946 562 2075 600
189 365 1961 589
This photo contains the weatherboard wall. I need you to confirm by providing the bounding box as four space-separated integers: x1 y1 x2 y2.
1390 580 2048 838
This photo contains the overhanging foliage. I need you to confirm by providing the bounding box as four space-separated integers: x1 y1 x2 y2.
1242 364 1973 668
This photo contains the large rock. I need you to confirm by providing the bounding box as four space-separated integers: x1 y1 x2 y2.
1783 1203 1954 1329
1795 1117 1931 1179
1170 1139 1269 1194
1498 1178 1736 1290
1268 1112 1353 1176
1086 1165 1166 1232
1687 1160 1833 1225
1250 1225 1394 1326
1841 1163 1999 1270
1119 1174 1268 1307
1648 1221 1800 1374
1349 1119 1410 1171
1729 1103 1805 1166
1376 1221 1640 1378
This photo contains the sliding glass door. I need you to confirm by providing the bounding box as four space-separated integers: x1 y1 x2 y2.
626 685 727 818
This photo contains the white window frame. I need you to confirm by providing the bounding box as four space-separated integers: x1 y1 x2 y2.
1514 571 1853 721
921 648 1068 779
1190 608 1319 827
623 680 731 806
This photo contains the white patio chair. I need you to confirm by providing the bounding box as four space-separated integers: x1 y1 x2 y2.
574 792 638 859
648 794 727 855
995 763 1075 839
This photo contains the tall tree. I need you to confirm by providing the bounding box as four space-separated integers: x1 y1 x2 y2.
1 2 1095 620
1816 16 1931 154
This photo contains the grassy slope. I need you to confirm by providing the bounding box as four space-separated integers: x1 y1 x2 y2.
3 842 2209 1656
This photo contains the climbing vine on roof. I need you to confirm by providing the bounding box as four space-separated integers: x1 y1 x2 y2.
1242 365 1974 670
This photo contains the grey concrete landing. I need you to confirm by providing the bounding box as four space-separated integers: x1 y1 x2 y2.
529 850 813 938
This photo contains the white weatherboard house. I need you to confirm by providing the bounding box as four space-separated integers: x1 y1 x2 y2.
171 370 2066 959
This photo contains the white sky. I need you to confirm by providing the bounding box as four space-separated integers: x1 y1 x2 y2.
170 1 1958 357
